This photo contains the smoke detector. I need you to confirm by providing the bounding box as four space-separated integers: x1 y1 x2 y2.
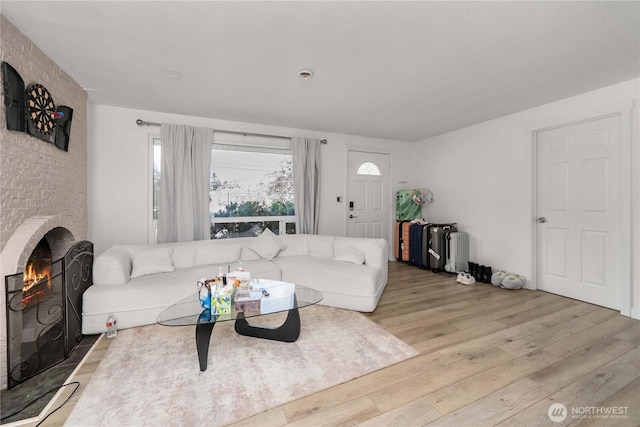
298 69 313 80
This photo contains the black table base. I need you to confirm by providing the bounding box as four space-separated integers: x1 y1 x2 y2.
235 307 301 342
195 306 301 371
195 322 215 371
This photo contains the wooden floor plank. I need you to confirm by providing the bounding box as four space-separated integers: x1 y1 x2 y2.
430 378 548 426
450 292 559 330
423 349 561 415
543 316 639 357
285 396 380 427
228 407 288 427
355 397 441 427
498 317 595 357
411 321 507 354
368 346 516 413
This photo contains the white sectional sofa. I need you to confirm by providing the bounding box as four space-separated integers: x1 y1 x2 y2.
82 232 388 334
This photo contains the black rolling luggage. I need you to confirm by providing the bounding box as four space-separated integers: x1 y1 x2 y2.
428 224 457 272
421 224 434 269
409 223 425 267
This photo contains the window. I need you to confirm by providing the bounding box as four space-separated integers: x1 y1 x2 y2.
150 136 296 242
357 162 381 176
210 143 295 238
152 137 161 221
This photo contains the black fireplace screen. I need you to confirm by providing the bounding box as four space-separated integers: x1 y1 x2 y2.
5 240 93 388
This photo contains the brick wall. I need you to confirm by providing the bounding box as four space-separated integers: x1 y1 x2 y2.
0 14 88 248
0 14 88 390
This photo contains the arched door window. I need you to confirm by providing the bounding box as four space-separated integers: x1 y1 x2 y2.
357 162 382 176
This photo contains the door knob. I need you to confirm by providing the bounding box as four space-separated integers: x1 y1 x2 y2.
537 217 547 223
349 214 358 219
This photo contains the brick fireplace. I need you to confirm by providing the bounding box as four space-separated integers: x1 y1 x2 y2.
3 220 93 388
1 15 88 390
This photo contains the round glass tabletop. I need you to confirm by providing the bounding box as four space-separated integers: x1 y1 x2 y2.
157 279 323 327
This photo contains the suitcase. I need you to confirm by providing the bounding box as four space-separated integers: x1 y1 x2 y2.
394 221 412 262
427 224 457 272
421 224 434 269
409 223 425 266
445 232 469 273
396 190 423 221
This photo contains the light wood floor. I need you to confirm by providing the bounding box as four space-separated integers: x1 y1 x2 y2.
31 262 639 426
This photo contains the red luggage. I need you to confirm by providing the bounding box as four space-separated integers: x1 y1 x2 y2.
394 221 411 262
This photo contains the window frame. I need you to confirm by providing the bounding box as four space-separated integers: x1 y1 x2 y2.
149 134 296 243
148 135 161 244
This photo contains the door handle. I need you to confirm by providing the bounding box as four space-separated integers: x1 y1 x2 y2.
537 217 547 223
349 214 358 219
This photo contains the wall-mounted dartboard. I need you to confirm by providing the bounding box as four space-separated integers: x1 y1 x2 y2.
26 83 57 143
2 62 73 151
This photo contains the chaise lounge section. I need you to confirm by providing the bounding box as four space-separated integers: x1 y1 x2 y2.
82 232 388 334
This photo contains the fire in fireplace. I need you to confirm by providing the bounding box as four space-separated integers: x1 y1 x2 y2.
21 238 53 309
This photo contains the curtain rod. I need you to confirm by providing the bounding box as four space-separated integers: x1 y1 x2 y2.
136 119 327 144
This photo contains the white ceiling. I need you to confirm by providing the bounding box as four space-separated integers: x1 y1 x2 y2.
2 1 638 142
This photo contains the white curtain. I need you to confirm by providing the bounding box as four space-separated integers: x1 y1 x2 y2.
157 124 213 243
292 137 321 234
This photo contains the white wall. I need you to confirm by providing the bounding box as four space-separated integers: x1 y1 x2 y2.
88 104 413 256
411 78 639 318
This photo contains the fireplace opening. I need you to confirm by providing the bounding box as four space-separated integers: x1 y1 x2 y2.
21 238 53 309
4 239 93 389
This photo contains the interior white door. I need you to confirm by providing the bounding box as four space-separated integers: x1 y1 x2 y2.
536 115 621 310
347 151 390 242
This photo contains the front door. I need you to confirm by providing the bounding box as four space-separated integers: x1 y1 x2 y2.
347 151 390 243
535 115 622 310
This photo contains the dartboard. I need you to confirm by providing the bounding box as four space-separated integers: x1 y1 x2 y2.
26 83 56 142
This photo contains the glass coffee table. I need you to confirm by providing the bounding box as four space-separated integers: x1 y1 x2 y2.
157 279 323 371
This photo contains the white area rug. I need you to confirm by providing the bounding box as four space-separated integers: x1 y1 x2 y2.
65 305 418 426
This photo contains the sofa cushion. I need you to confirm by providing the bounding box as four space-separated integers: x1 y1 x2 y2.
240 246 261 261
238 259 283 281
272 255 382 297
170 246 196 268
334 246 366 265
306 235 334 258
249 228 286 260
334 237 388 272
130 247 175 278
194 245 241 266
278 234 305 257
85 265 217 317
93 245 132 285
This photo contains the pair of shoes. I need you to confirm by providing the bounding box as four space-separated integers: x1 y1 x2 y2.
460 273 476 286
490 271 525 289
501 274 525 289
469 262 492 283
491 271 509 287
